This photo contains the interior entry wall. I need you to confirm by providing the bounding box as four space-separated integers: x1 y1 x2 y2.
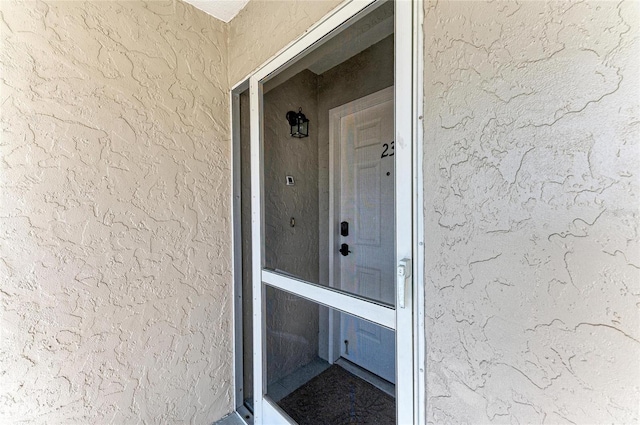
263 70 321 384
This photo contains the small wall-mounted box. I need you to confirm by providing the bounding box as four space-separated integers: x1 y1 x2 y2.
285 175 295 186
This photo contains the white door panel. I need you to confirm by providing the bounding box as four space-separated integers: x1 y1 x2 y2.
339 98 395 305
336 91 395 383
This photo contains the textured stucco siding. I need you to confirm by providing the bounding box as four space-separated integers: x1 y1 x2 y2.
227 0 342 86
2 0 639 423
423 1 640 423
0 1 233 423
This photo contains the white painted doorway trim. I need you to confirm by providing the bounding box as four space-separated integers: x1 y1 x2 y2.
242 1 425 424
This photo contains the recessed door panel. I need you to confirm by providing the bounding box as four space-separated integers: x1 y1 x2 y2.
356 266 382 301
356 161 381 246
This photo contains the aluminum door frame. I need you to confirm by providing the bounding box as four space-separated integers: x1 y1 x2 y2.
248 1 420 423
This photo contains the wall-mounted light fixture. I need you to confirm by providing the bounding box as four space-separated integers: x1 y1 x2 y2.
286 108 309 138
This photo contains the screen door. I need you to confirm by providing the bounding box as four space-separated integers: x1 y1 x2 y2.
249 1 415 423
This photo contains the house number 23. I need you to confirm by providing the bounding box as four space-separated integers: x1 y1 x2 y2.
381 141 395 158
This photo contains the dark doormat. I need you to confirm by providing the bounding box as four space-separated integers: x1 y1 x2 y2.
276 364 396 424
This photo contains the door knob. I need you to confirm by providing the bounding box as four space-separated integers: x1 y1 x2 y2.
339 243 351 256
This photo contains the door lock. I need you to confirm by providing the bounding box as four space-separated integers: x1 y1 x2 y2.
340 221 349 237
339 243 351 256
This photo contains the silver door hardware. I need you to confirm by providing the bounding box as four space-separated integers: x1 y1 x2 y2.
397 258 412 309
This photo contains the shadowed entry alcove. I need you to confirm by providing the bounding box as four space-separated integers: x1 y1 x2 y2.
234 1 415 422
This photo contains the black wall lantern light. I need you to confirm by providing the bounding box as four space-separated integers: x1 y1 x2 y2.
286 108 309 138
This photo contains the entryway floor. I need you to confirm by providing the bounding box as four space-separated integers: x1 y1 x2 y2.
218 359 396 424
276 364 395 424
268 357 331 402
214 412 247 425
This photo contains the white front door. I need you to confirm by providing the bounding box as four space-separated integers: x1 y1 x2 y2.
333 88 395 383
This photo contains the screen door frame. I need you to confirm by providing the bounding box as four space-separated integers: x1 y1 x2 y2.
248 1 420 423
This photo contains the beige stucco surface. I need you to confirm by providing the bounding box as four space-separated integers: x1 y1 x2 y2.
3 0 639 423
423 1 640 423
227 0 342 86
0 1 233 423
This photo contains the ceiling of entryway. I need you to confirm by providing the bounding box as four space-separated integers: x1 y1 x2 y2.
182 0 250 23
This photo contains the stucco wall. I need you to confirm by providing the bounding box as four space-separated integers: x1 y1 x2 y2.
0 1 233 423
227 0 342 86
423 1 640 423
4 0 639 423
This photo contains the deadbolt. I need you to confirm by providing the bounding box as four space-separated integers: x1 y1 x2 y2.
340 221 349 237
